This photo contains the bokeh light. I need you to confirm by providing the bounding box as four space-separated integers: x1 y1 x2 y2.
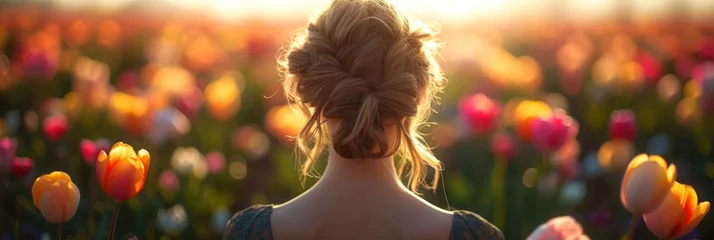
2 1 714 239
229 160 248 180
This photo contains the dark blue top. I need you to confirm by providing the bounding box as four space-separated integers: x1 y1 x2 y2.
223 205 504 240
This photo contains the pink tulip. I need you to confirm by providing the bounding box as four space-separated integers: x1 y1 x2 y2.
0 137 17 174
527 216 591 240
11 157 33 178
554 139 581 179
43 114 68 141
490 132 517 160
568 118 579 139
80 138 111 165
459 93 501 135
637 51 662 83
158 169 180 192
692 62 714 95
205 151 225 174
608 109 637 141
531 110 572 152
15 36 60 79
174 86 203 118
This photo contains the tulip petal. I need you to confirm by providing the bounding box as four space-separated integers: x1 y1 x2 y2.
649 155 668 171
671 202 710 239
32 172 72 207
682 185 699 223
622 154 649 187
38 180 79 223
45 171 73 182
666 164 677 187
138 149 150 176
39 189 64 223
622 161 670 213
111 141 124 149
109 143 137 168
62 182 80 222
644 188 683 238
105 156 145 201
96 150 109 191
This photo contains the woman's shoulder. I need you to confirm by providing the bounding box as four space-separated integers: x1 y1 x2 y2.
449 210 505 240
222 204 274 240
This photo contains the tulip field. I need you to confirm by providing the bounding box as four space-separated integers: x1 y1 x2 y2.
1 3 714 240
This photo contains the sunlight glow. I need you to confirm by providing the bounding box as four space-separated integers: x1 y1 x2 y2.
45 0 714 22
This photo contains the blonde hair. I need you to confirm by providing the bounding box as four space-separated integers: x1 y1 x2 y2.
279 0 445 193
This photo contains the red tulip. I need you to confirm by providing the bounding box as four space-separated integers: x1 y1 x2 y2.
116 71 140 92
43 114 68 141
459 93 501 135
0 138 17 174
637 51 663 83
531 110 572 152
609 109 637 141
80 138 111 165
676 56 694 79
490 132 517 160
11 157 33 177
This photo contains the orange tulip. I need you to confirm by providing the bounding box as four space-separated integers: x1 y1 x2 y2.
205 76 241 121
644 182 710 239
31 171 80 223
265 105 307 145
97 142 150 201
620 154 676 214
513 100 551 142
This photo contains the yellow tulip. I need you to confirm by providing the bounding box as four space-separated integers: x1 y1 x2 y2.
644 182 710 239
31 171 80 223
97 142 150 201
205 76 241 121
597 139 635 172
620 154 676 214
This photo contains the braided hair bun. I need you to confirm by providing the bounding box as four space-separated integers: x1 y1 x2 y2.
280 0 445 192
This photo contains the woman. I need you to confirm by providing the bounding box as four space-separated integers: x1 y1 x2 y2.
224 0 504 239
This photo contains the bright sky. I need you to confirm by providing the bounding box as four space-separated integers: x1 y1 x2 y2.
47 0 714 22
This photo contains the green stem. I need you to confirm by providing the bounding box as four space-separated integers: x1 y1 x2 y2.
56 223 62 240
15 196 20 240
626 214 638 240
0 180 4 236
541 153 550 174
109 203 121 240
492 158 506 228
88 175 96 237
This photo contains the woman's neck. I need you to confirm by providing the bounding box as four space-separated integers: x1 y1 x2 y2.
312 146 408 194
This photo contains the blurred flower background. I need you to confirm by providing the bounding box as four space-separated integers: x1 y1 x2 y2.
1 0 714 239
